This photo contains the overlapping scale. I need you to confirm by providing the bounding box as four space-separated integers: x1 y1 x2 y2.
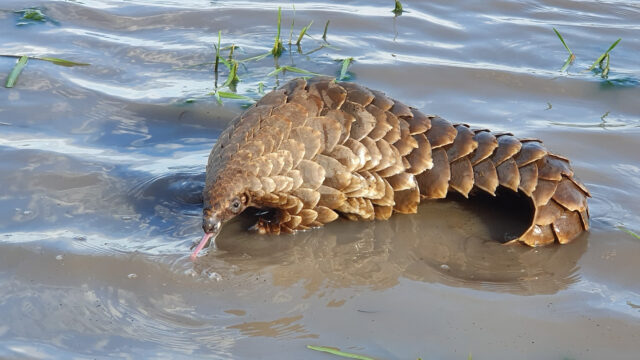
205 77 590 246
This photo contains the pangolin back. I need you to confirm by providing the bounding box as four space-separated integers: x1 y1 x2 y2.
205 76 590 246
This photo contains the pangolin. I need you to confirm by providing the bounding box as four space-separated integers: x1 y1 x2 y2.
192 76 590 259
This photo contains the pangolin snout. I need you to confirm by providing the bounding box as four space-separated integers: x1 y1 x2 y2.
192 211 221 260
202 213 220 234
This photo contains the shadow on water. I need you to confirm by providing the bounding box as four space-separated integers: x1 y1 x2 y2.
193 193 586 296
126 171 205 238
598 76 640 88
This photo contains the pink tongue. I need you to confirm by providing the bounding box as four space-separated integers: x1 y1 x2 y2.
190 233 213 260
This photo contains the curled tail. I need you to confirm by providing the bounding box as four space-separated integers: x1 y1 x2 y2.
412 118 590 246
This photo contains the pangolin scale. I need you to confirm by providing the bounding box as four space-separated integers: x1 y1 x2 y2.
194 77 590 258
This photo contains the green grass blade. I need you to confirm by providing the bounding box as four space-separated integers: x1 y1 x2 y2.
228 44 237 63
37 57 89 67
218 55 231 70
307 345 376 360
214 91 222 105
601 53 610 78
222 60 239 87
604 38 622 54
240 51 271 63
284 66 322 75
15 8 47 25
322 20 330 42
214 30 221 74
393 0 404 15
288 3 296 45
618 226 640 240
302 43 342 56
217 91 253 101
267 67 285 77
553 28 573 55
296 20 313 45
588 38 621 71
559 54 574 72
588 53 606 71
268 65 322 77
258 82 265 94
5 55 28 88
338 57 353 80
22 9 46 21
272 7 283 57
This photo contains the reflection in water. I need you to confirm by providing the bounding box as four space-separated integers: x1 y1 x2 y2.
228 315 317 339
195 198 586 297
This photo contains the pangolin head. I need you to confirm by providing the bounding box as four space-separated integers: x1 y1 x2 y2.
191 173 250 260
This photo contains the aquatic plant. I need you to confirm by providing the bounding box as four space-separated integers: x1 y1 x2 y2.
15 8 47 25
338 57 354 81
618 226 640 241
214 30 222 77
322 20 331 41
272 7 284 57
296 20 313 46
306 344 472 360
392 1 404 16
552 28 622 79
307 345 376 360
553 28 575 72
4 56 28 88
205 5 336 104
588 38 621 79
267 65 321 77
2 55 89 88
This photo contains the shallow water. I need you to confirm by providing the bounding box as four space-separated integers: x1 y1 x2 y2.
1 0 639 359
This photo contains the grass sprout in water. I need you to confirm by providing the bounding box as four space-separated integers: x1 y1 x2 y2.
203 5 337 105
4 56 28 88
296 20 313 46
214 31 222 79
588 38 621 79
208 31 249 104
553 28 575 72
222 60 239 88
392 1 404 16
36 57 89 67
322 20 331 42
551 28 622 79
2 54 89 88
15 8 48 25
307 345 376 360
268 65 322 77
338 57 354 81
617 226 640 241
272 7 284 57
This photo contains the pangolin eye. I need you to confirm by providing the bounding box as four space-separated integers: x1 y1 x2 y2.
230 198 242 213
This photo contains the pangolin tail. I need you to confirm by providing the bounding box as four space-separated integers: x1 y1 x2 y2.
413 120 590 246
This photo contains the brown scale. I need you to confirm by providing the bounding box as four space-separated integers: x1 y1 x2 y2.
197 77 590 257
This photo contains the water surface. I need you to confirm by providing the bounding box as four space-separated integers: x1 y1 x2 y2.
1 1 639 359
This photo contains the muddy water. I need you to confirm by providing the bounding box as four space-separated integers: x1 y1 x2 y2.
1 0 639 359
